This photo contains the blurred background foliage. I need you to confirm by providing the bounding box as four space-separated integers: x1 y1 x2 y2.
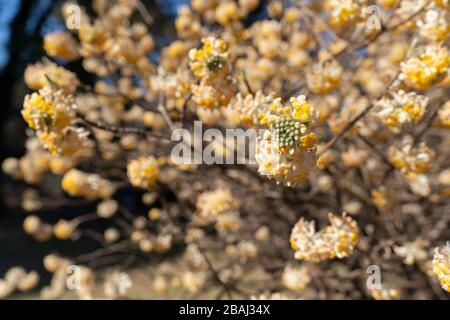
0 0 268 292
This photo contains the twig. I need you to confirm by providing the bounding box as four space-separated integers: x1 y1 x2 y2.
76 111 169 141
319 71 400 156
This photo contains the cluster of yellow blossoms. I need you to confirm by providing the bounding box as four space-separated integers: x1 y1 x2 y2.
0 267 39 299
306 59 343 94
23 215 52 242
374 90 428 132
22 88 93 158
43 31 80 61
400 44 450 89
371 284 402 300
281 264 311 292
432 244 450 292
41 253 131 300
2 137 78 185
290 213 359 262
224 91 273 127
256 96 319 186
56 1 154 76
24 61 79 94
388 138 435 176
417 9 450 42
195 188 241 232
62 169 116 199
189 37 236 109
127 156 161 189
328 0 363 28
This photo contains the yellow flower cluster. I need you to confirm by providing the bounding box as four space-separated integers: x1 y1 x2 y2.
256 96 319 186
281 265 311 292
224 91 274 127
63 1 154 76
24 61 79 93
62 169 116 199
388 137 435 176
432 244 450 292
43 31 80 61
375 90 428 132
22 88 75 132
371 284 402 300
400 44 450 90
53 219 76 240
195 187 240 226
0 267 39 299
23 215 52 242
306 60 343 94
290 213 359 262
417 10 450 42
189 37 236 109
127 156 160 189
22 88 92 157
189 37 230 80
175 5 205 39
328 0 363 28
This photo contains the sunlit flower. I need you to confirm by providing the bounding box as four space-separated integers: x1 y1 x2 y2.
307 60 343 94
329 0 363 28
290 213 359 262
256 96 319 186
375 90 428 132
44 31 80 61
282 264 311 292
400 44 450 90
127 156 160 189
432 244 450 292
62 169 116 199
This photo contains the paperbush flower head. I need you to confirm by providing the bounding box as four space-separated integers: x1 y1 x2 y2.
22 88 93 157
371 284 402 300
24 62 79 93
62 169 116 199
375 90 428 132
328 0 363 28
417 10 450 42
282 264 311 292
43 31 80 61
225 91 273 127
215 1 241 26
127 156 160 189
290 213 359 262
400 44 450 89
53 219 75 240
195 187 239 225
22 88 75 132
432 244 450 292
189 37 230 80
97 200 118 218
191 81 235 109
388 137 435 176
256 96 319 186
176 5 204 39
306 60 343 94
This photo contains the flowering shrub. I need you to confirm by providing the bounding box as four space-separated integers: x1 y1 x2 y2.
1 0 449 300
